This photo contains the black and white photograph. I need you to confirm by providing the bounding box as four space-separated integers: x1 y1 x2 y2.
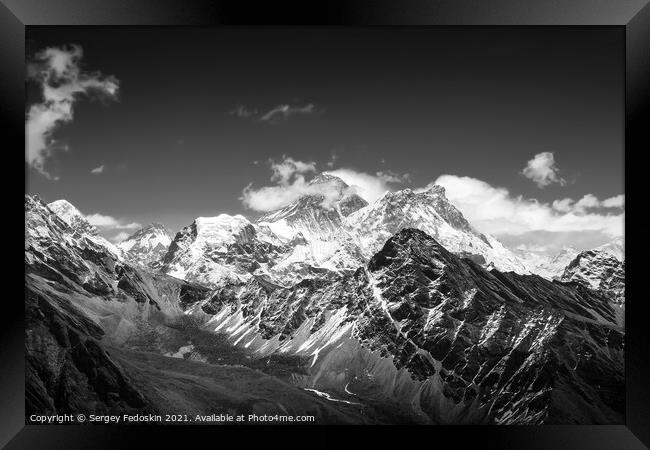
23 25 627 427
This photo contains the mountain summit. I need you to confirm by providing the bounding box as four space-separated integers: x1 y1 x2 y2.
161 175 531 288
346 184 529 273
258 173 368 239
47 199 98 235
118 223 174 270
46 198 123 259
24 190 626 424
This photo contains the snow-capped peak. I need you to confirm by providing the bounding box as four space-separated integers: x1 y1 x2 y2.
561 248 625 303
28 196 123 260
194 214 251 243
118 223 172 248
346 185 529 273
310 172 349 188
47 199 98 235
259 174 367 225
118 223 174 270
257 173 368 241
595 237 624 261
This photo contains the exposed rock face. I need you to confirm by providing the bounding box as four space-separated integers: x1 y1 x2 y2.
160 175 370 288
596 237 624 261
160 215 305 287
161 175 529 288
25 195 213 414
47 199 98 235
118 223 173 270
561 249 625 304
25 287 151 416
24 195 407 423
25 193 625 425
194 229 624 424
259 173 368 239
346 186 528 273
46 198 124 259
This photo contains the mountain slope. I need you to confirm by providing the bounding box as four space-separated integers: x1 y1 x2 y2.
47 199 98 235
561 249 625 304
26 195 214 415
161 175 370 287
258 173 368 240
160 215 306 287
24 195 414 423
118 223 173 270
595 237 625 261
25 193 625 424
47 199 124 259
346 186 528 273
162 176 529 288
26 195 212 341
185 228 623 424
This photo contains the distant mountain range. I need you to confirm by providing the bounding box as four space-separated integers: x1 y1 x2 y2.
24 174 625 424
157 175 533 289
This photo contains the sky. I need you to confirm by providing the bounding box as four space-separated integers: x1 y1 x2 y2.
25 27 624 253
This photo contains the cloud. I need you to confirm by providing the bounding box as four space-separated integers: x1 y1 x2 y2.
552 194 625 213
242 156 339 212
376 170 411 184
602 194 624 208
241 156 409 212
269 157 316 184
231 103 320 123
230 105 257 118
86 213 141 230
514 243 552 253
260 104 316 122
326 152 338 168
325 169 409 203
90 164 104 174
500 230 617 255
110 231 131 243
428 175 623 238
242 179 346 212
26 44 119 178
550 198 573 213
521 152 566 188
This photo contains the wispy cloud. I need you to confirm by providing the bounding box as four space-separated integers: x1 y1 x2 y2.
259 104 317 122
242 156 324 212
231 103 320 124
26 44 119 179
325 169 410 203
90 164 105 175
521 152 566 188
229 105 258 118
326 152 338 168
241 156 410 212
269 156 316 183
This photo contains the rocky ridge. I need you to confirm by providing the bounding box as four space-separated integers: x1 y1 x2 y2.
25 188 625 424
183 229 624 424
119 223 174 270
161 175 530 288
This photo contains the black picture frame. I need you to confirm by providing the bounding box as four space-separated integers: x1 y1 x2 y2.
3 1 649 448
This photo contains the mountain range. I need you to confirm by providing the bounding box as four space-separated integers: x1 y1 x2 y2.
24 174 625 424
159 175 531 290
